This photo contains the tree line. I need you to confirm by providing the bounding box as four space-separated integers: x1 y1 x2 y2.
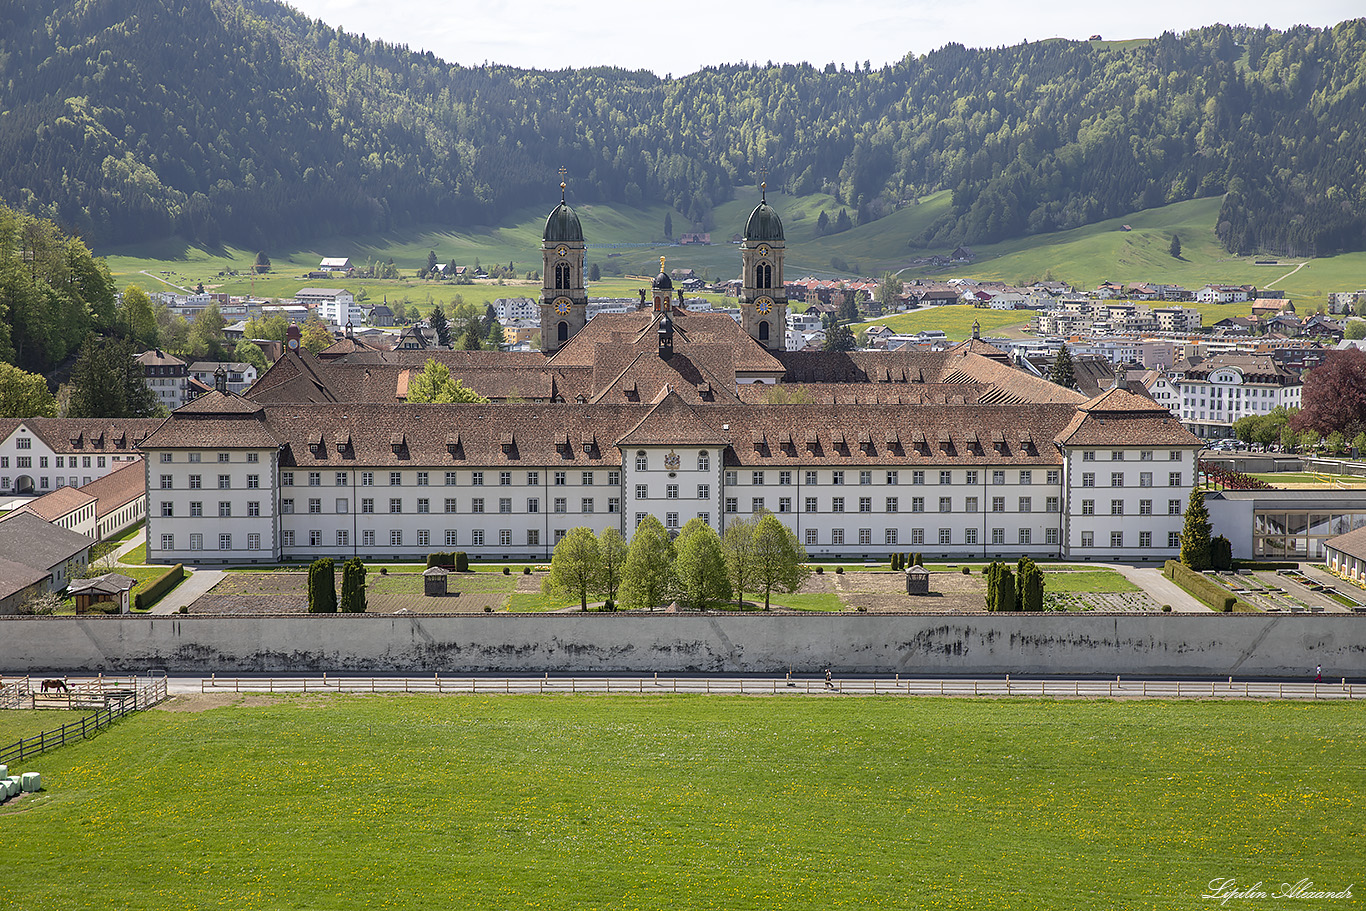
2 2 1365 255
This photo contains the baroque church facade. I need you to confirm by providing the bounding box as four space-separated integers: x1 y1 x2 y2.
139 190 1202 564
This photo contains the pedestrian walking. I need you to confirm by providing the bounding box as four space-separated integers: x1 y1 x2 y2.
1316 664 1323 683
824 668 833 690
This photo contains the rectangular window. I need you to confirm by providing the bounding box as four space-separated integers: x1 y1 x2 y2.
607 471 619 486
608 498 620 513
190 474 202 489
859 471 872 486
1169 499 1182 516
832 471 844 486
725 470 738 486
250 501 262 517
1139 472 1153 488
1019 528 1031 545
888 497 901 513
442 497 457 514
1140 450 1154 462
446 530 458 547
247 452 259 463
752 471 765 486
391 530 403 546
725 497 737 513
1111 531 1124 548
965 496 978 513
1019 497 1032 513
1111 472 1124 488
636 455 648 471
666 484 679 499
309 530 322 547
805 497 818 513
1168 531 1180 547
362 472 374 486
887 528 900 545
805 528 818 546
161 502 174 517
582 498 594 514
160 453 172 463
497 498 510 514
218 453 230 463
528 498 539 513
582 471 594 486
1139 500 1152 516
472 530 485 546
190 533 203 551
697 453 710 471
992 470 1006 485
418 472 430 487
527 529 540 547
666 513 679 529
308 498 320 515
472 498 484 513
554 529 567 544
831 529 844 545
1169 472 1183 487
779 497 792 513
419 498 432 514
991 528 1005 545
751 497 765 512
697 512 710 526
248 474 260 489
859 528 872 546
308 472 321 487
362 530 374 547
418 530 430 547
1082 473 1095 488
446 472 458 486
1139 531 1152 548
1082 451 1095 461
334 531 346 548
555 471 567 486
335 472 347 487
940 470 953 485
218 474 231 490
389 472 402 486
1111 451 1124 462
14 438 29 449
1046 496 1059 513
554 498 567 513
832 497 844 513
160 474 173 489
991 497 1005 513
779 471 792 486
859 497 873 513
362 498 374 514
965 470 978 485
186 501 202 517
1169 451 1181 461
1047 470 1060 485
218 533 232 551
389 498 402 514
1046 528 1059 545
965 528 978 545
471 472 484 486
697 484 710 500
161 533 174 550
1019 470 1032 485
635 484 648 500
805 471 818 486
912 471 925 485
188 452 200 463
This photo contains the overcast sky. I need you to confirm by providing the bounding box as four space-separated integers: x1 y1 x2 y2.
282 0 1360 75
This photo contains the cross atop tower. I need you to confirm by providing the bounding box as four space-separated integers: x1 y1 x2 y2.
759 165 768 202
660 255 666 274
558 166 568 201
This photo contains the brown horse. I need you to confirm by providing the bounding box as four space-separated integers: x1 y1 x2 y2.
40 679 68 693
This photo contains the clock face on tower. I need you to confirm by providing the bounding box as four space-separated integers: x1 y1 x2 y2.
554 296 572 315
755 296 773 315
757 244 771 257
556 245 569 258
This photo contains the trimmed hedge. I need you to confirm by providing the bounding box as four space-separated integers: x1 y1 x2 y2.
1163 560 1259 612
134 563 184 610
1233 561 1299 571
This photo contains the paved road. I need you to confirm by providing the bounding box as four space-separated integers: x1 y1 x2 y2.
1108 564 1209 613
87 673 1359 701
147 570 225 615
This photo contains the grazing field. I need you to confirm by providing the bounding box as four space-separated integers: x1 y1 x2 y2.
0 710 85 746
0 696 1358 910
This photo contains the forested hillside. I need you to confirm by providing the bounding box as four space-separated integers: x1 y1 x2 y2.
2 0 1365 257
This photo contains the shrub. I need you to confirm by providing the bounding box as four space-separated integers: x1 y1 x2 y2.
379 566 387 575
913 553 923 567
179 605 188 614
523 566 532 575
1163 560 1257 612
483 606 492 612
502 566 511 575
961 566 970 575
1162 604 1172 612
426 552 448 569
340 558 367 613
835 566 844 574
602 599 616 612
455 552 469 572
815 566 824 574
134 563 184 610
891 553 901 571
307 558 337 613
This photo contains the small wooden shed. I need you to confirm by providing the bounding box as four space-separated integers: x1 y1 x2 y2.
905 565 930 596
69 573 136 613
423 566 449 597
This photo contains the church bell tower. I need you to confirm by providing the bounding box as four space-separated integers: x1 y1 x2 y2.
739 181 787 351
540 174 588 354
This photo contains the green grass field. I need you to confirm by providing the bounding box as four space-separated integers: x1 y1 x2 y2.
0 710 86 747
1042 570 1141 593
0 696 1359 910
99 190 1366 315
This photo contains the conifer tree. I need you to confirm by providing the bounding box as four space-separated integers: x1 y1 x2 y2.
1180 488 1213 570
1049 345 1076 389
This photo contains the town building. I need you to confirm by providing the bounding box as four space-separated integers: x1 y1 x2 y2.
188 361 259 395
1 419 159 496
1167 354 1302 438
0 512 94 614
136 349 191 411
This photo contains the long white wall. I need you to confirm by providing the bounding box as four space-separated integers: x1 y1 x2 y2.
2 615 1361 677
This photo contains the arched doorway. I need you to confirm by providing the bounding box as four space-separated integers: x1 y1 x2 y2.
13 475 34 494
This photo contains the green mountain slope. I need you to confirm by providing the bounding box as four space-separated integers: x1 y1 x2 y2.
7 2 1364 258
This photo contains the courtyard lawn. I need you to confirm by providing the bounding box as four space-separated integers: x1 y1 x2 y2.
1042 569 1142 593
0 696 1358 910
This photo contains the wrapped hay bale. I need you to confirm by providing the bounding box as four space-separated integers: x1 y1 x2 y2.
21 772 41 792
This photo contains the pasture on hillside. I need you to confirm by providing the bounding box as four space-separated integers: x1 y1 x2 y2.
0 696 1358 910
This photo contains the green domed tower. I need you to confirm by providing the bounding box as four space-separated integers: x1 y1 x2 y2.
541 180 588 353
740 183 787 351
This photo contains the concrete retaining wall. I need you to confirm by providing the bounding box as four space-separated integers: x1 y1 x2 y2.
2 614 1363 677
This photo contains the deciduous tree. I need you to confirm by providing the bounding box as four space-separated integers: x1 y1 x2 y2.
672 519 732 609
1292 348 1366 437
749 514 810 610
0 363 57 417
619 516 676 610
405 359 490 403
545 527 602 611
598 527 628 606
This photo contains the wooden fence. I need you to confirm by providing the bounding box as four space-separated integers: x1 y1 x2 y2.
0 676 168 766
